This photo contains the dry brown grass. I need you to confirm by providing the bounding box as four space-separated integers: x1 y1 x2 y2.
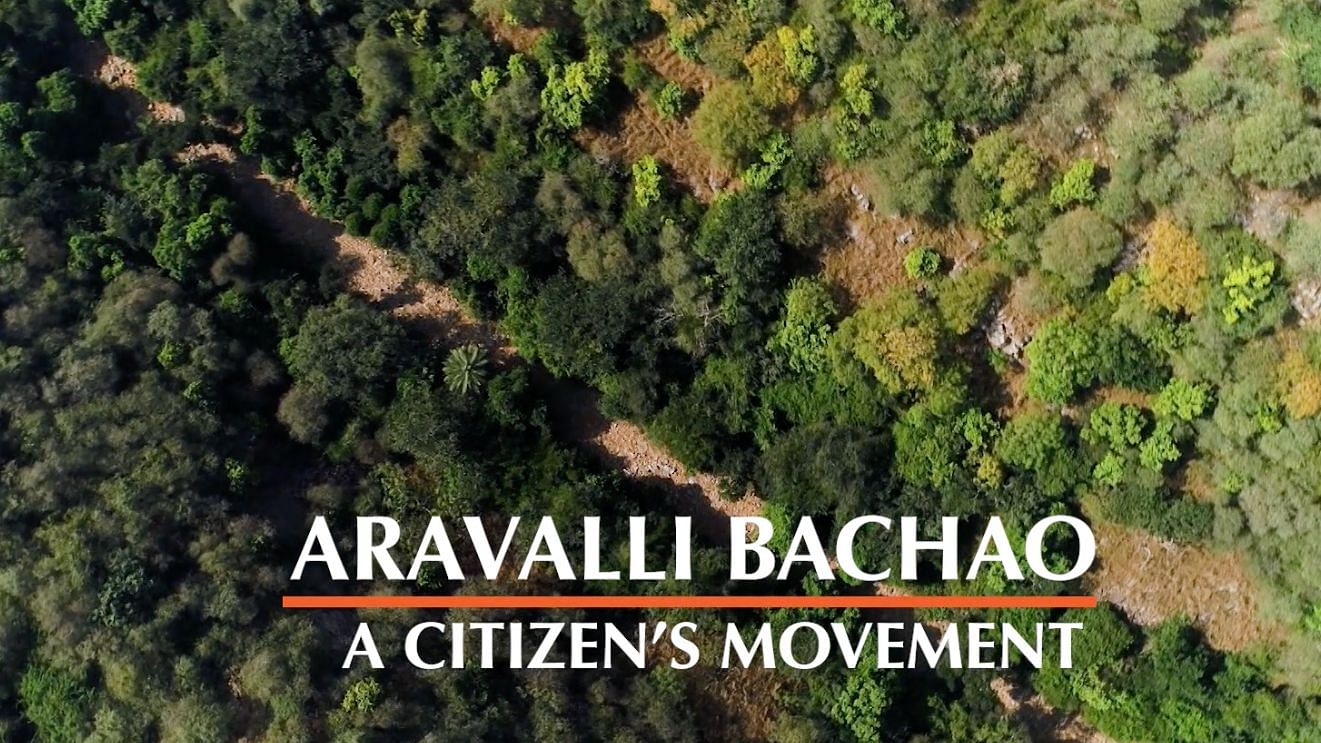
681 659 785 740
635 34 717 91
818 166 983 308
483 18 727 200
575 99 730 202
1084 520 1286 652
483 14 545 52
992 678 1116 743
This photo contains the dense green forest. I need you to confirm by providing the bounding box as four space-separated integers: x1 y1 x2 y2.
2 0 1320 739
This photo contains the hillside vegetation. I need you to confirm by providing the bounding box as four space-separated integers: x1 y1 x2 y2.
1 0 1320 740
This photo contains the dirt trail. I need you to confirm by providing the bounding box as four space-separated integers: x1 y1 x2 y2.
992 679 1109 743
177 143 764 538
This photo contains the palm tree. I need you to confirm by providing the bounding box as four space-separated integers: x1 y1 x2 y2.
443 343 488 395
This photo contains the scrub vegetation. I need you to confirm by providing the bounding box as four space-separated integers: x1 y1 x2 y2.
1 0 1320 740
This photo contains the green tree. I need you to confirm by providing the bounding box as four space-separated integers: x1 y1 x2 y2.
1282 3 1321 93
778 26 819 86
573 0 654 46
1219 254 1275 326
1153 378 1210 421
971 130 1042 206
470 65 502 101
654 81 688 118
828 667 893 740
921 120 967 167
541 48 611 131
695 190 784 324
1085 402 1147 450
744 33 801 107
832 64 882 162
1093 452 1127 486
632 155 662 207
64 0 124 34
1039 208 1122 289
1024 316 1099 404
849 0 906 37
279 295 409 404
769 278 836 374
1138 420 1180 470
1024 309 1160 405
1230 98 1321 188
443 343 489 395
35 70 82 114
19 665 93 742
341 677 381 715
836 288 944 394
994 411 1081 499
1049 158 1098 209
693 83 773 169
354 34 411 123
758 423 888 522
124 161 235 281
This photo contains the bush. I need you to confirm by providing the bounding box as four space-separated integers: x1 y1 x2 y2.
1039 208 1122 289
1049 158 1098 209
653 81 688 118
632 155 662 207
903 247 941 279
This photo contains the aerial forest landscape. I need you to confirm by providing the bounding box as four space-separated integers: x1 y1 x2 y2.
1 0 1320 739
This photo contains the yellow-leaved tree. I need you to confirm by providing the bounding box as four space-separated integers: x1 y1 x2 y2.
1143 217 1209 314
1278 347 1321 419
743 33 799 107
835 288 941 393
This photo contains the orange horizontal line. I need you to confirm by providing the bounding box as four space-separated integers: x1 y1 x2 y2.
282 595 1097 610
